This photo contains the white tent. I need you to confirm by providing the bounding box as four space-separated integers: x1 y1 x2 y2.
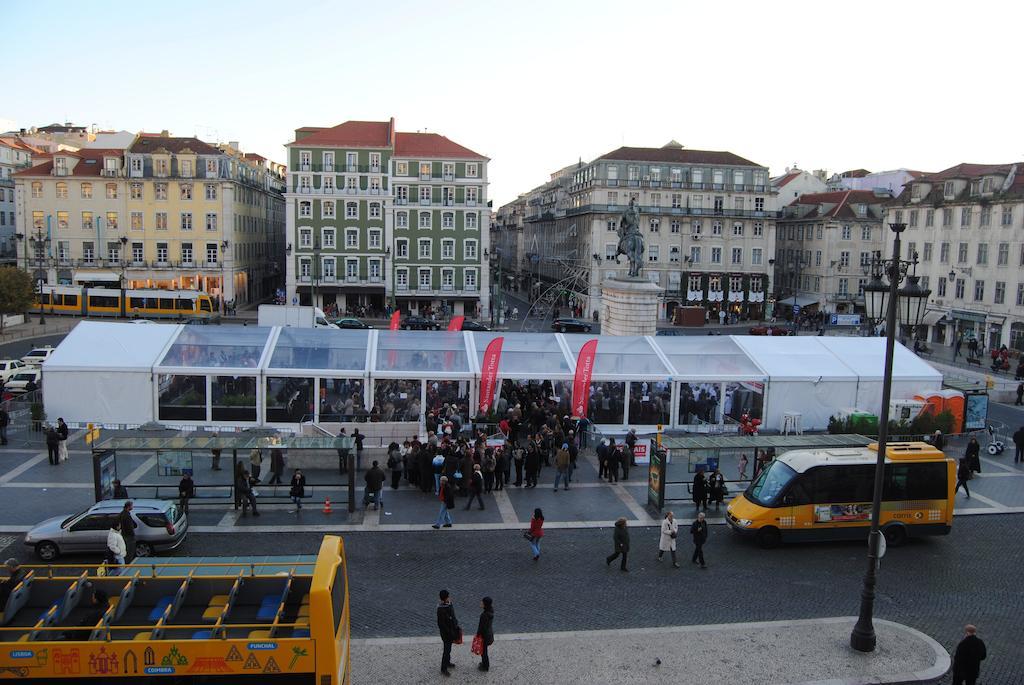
42 321 181 425
814 336 943 413
732 336 861 430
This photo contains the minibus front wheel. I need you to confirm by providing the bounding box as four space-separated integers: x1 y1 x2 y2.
755 526 781 549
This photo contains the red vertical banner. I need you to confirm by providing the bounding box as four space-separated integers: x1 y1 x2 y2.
572 339 598 418
478 337 504 415
389 311 401 331
447 316 465 332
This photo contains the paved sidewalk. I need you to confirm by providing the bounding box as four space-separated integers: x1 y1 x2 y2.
351 617 949 684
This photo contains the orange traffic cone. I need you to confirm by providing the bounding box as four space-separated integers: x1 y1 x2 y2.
323 498 332 515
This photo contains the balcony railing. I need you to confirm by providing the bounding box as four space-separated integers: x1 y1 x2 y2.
560 203 780 219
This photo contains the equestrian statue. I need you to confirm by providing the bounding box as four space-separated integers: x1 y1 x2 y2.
615 198 645 278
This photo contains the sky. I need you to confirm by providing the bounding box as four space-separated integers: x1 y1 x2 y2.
4 0 1023 206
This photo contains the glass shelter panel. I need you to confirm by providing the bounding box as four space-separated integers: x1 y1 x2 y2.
588 381 626 424
269 328 369 372
472 332 572 375
159 326 270 368
319 378 367 421
266 376 314 423
211 376 257 422
375 331 469 374
373 379 422 422
678 382 722 425
425 380 471 430
158 374 206 421
628 380 672 425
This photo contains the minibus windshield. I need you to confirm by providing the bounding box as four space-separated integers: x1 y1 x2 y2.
747 460 796 506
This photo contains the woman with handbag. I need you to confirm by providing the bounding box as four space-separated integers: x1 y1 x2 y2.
526 508 544 561
472 596 495 672
657 510 680 568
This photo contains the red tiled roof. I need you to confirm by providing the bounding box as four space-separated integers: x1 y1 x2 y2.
839 168 871 178
787 190 884 219
288 120 393 148
13 148 124 178
772 171 801 187
393 132 486 159
129 136 220 155
597 146 761 167
914 162 1021 182
242 152 267 162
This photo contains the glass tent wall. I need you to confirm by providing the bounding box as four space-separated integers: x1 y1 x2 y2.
470 332 575 419
373 331 473 424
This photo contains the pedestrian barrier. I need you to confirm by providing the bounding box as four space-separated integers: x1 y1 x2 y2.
119 483 343 509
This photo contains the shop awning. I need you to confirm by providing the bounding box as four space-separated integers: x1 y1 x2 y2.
778 295 817 307
951 309 986 324
73 271 119 282
920 310 946 326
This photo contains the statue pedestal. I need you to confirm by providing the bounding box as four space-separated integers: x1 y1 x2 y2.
601 277 662 336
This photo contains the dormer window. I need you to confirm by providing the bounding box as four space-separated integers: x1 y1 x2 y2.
944 181 954 198
982 177 993 193
911 184 922 199
970 180 980 195
856 204 867 217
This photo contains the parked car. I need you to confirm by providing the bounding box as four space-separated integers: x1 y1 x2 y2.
551 318 592 333
4 368 41 395
748 326 793 336
461 320 491 332
0 359 27 382
332 318 372 330
401 316 440 331
21 346 55 366
24 499 188 561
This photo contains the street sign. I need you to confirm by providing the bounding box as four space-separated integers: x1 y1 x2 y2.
793 305 801 315
84 423 101 445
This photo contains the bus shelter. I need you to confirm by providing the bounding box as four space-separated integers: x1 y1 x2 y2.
649 433 873 511
92 431 360 512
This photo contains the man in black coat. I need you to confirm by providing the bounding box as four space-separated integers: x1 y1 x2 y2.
363 461 386 510
524 444 540 488
1013 426 1024 464
951 624 986 685
690 511 708 568
436 589 460 676
118 501 139 561
0 406 9 446
45 426 60 465
693 468 708 512
606 438 619 483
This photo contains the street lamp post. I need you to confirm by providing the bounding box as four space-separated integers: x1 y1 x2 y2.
787 256 808 330
850 223 930 653
29 227 50 325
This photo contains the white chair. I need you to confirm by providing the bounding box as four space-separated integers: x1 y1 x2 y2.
782 412 803 436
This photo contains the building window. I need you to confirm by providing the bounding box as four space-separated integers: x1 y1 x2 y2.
651 193 661 206
980 207 991 226
103 183 116 200
55 182 68 199
649 218 659 232
751 248 763 265
1017 283 1024 306
441 269 454 289
465 269 477 290
154 183 167 200
922 243 933 262
671 193 681 208
181 242 193 264
442 239 455 259
838 278 849 295
205 243 218 265
605 243 617 260
396 268 409 289
203 183 217 201
940 208 951 227
908 210 918 227
369 230 381 249
419 162 432 179
465 213 478 230
924 209 934 227
607 220 617 232
936 278 946 297
859 225 871 241
419 239 431 259
82 242 94 263
299 229 312 248
345 176 357 191
154 212 167 231
204 213 217 231
939 242 949 263
299 259 311 278
396 239 409 258
816 225 823 240
998 242 1009 266
180 183 192 200
710 247 722 264
346 202 358 219
369 202 381 218
752 221 763 237
712 221 722 236
954 278 965 299
958 242 968 263
323 200 336 218
419 186 431 203
648 245 659 262
418 212 431 229
961 207 971 227
1001 206 1013 226
299 201 311 217
995 281 1006 304
419 269 431 289
104 211 117 230
322 258 335 280
442 163 455 181
77 182 92 199
397 211 409 228
733 222 743 237
973 280 985 302
466 163 478 178
31 181 42 198
690 246 701 263
369 152 381 171
442 212 455 229
77 211 92 230
669 246 680 263
130 212 143 231
345 229 358 249
670 220 680 233
368 259 381 280
396 161 408 176
466 187 479 205
322 228 336 248
178 212 191 231
840 251 850 268
731 247 743 264
464 240 477 260
977 243 988 265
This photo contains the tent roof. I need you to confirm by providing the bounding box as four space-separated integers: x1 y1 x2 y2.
42 321 181 372
157 326 272 370
813 337 942 381
471 332 573 377
563 335 673 378
655 336 766 379
268 327 370 373
731 336 859 380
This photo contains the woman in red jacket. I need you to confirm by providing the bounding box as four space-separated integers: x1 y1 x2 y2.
528 508 544 560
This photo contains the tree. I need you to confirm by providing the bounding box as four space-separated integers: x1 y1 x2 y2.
0 267 35 333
